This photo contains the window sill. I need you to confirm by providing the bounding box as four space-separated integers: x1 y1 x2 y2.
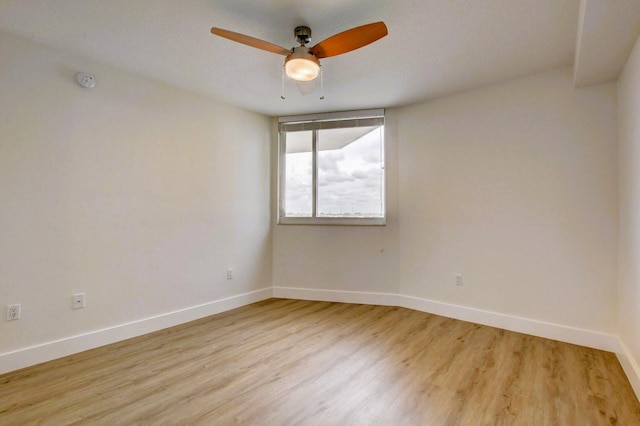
277 217 386 226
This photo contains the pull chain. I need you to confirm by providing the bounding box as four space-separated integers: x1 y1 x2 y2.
281 65 286 100
320 65 325 100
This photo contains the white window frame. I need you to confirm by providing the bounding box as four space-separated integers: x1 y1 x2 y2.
277 109 385 226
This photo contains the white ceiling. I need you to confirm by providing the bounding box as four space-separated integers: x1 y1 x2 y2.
574 0 640 87
0 0 638 116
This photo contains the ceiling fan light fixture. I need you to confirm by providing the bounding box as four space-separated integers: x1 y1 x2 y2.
211 22 388 88
285 47 320 82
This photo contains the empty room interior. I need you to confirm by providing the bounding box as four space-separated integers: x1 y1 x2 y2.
1 0 640 424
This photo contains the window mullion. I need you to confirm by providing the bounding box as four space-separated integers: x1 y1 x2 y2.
312 129 318 218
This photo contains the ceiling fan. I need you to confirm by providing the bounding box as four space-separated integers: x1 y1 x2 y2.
210 22 388 84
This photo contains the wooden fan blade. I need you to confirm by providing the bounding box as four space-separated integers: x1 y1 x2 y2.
310 22 387 59
211 27 291 56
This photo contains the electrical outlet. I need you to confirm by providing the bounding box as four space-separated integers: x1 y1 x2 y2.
456 274 463 286
6 304 21 321
72 293 85 309
226 269 234 280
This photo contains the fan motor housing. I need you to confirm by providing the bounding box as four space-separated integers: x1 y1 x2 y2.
294 26 312 45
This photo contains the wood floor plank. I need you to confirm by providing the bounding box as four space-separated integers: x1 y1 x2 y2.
1 298 638 425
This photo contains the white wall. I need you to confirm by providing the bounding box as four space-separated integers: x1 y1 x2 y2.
397 68 618 333
0 32 272 358
617 33 640 394
272 67 619 339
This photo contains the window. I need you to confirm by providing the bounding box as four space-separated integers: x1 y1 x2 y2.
278 109 385 225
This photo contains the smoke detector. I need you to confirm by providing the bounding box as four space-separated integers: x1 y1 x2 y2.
75 72 96 89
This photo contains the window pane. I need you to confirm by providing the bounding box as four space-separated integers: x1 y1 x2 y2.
317 126 384 218
284 131 313 217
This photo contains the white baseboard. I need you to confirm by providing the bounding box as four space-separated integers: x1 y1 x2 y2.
400 294 620 352
0 288 273 375
273 286 400 306
616 338 640 400
274 287 621 353
2 285 631 399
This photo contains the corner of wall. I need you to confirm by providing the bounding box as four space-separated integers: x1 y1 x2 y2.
616 337 640 401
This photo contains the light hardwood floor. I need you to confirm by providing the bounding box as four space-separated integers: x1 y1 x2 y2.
1 298 639 425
